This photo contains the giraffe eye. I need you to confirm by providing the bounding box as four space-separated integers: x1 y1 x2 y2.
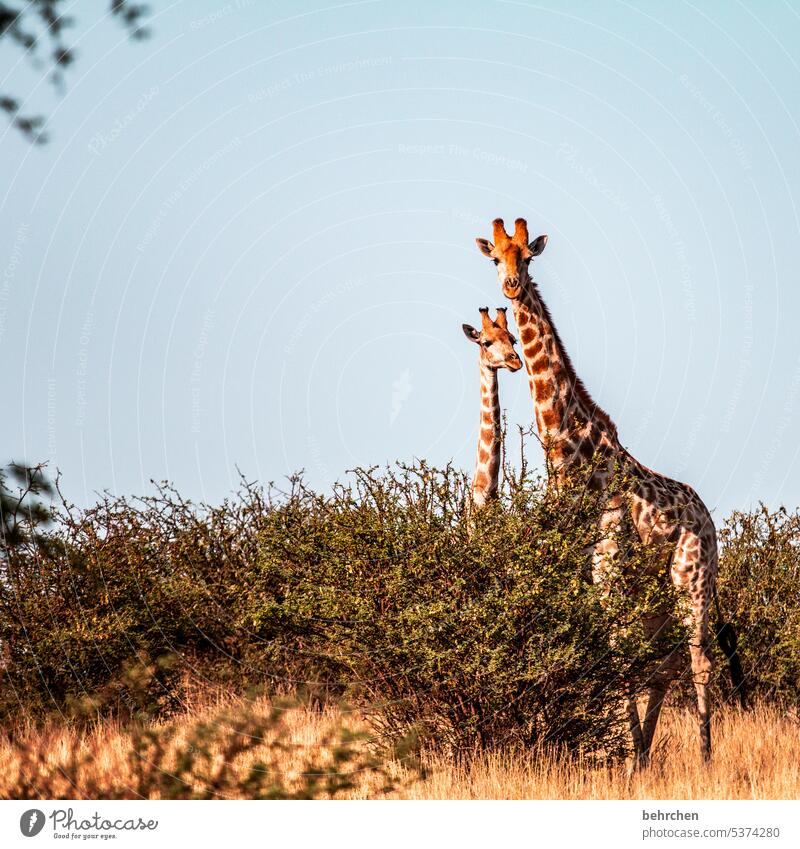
492 259 500 266
482 340 492 348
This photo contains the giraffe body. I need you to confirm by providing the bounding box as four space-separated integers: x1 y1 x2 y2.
476 218 717 765
462 307 521 507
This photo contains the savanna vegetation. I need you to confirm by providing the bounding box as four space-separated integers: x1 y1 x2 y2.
1 442 799 799
3 698 797 800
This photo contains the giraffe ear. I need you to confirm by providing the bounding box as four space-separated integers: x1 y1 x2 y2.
462 324 480 343
528 234 548 256
475 238 494 257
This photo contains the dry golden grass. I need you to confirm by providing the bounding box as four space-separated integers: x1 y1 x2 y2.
406 705 800 800
0 694 384 800
1 697 798 800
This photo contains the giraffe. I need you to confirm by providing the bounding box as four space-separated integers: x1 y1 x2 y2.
475 217 724 767
462 307 522 507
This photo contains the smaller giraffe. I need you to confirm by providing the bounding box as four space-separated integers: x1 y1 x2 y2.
462 307 522 506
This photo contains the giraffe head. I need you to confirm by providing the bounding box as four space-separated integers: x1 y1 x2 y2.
462 307 522 371
475 218 548 299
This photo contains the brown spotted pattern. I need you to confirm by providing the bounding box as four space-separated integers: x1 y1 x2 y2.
476 218 718 766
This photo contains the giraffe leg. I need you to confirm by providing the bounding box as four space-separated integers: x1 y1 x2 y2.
672 528 716 762
630 643 681 769
625 693 647 771
689 624 713 761
641 685 668 757
591 500 649 768
640 654 684 757
639 614 684 758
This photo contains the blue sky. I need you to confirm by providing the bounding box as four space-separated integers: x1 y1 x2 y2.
1 0 799 519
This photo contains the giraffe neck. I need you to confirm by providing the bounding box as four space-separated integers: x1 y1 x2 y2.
471 360 502 506
511 282 620 472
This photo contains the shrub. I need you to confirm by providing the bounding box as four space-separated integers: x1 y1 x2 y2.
717 504 800 703
6 456 798 760
0 476 278 718
255 461 677 757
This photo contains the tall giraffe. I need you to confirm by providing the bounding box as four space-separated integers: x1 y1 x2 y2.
475 217 722 766
462 307 522 506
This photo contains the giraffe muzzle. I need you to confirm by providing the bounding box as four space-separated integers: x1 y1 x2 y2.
503 279 521 299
